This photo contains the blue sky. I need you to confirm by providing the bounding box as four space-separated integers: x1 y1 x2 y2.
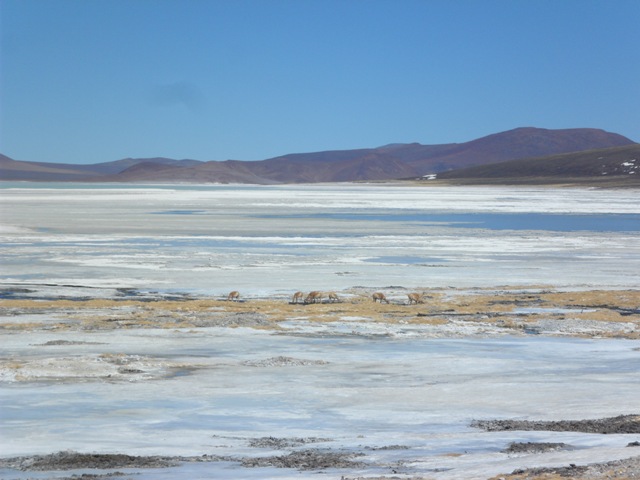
1 0 638 164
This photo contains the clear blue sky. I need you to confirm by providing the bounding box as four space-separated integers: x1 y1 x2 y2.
1 0 638 164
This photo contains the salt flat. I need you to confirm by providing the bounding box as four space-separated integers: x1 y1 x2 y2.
1 183 639 294
0 183 639 479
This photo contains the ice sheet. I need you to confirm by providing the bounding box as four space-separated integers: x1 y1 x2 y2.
1 184 639 294
1 328 639 479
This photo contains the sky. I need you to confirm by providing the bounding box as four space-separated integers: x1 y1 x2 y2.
1 0 639 165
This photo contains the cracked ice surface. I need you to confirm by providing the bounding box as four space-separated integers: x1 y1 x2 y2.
1 183 639 295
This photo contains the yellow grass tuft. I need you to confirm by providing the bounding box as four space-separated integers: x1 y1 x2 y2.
1 287 637 338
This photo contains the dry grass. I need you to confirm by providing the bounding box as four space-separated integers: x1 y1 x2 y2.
0 287 638 338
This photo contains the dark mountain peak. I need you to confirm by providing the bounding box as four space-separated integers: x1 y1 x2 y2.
475 127 632 148
403 127 636 175
436 143 640 187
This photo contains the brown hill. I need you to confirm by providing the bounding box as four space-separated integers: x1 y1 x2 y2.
108 160 274 184
406 127 634 174
241 150 419 183
0 154 96 181
1 127 635 184
434 144 640 186
0 154 204 182
84 157 203 175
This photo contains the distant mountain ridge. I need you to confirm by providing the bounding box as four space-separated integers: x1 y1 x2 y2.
435 144 640 186
1 127 635 184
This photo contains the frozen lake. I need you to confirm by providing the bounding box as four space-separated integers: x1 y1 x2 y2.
1 183 639 479
2 327 640 479
1 183 639 295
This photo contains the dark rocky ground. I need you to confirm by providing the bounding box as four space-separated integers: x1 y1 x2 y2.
0 448 367 477
472 414 640 434
3 415 640 479
475 415 640 480
492 455 640 480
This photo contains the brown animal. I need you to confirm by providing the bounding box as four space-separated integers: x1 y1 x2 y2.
292 291 304 303
372 292 389 304
407 292 424 305
304 291 323 304
227 290 240 301
327 292 340 302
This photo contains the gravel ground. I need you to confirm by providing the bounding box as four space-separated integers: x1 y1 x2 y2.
492 455 640 479
472 415 640 434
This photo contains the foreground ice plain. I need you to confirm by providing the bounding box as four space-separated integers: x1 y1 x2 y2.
0 183 639 479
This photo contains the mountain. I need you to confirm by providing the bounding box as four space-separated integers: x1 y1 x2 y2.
80 157 203 175
1 127 636 184
0 153 97 181
105 160 274 184
0 154 203 181
434 144 640 186
405 127 634 173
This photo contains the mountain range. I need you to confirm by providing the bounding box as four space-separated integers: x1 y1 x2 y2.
436 143 640 186
1 127 637 184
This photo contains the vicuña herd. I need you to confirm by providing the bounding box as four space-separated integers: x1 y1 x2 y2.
226 290 426 305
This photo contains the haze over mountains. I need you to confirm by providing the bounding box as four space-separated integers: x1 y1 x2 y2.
1 127 637 184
